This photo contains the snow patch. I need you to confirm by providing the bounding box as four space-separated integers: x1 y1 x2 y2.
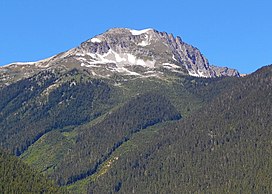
188 70 209 78
172 55 178 61
76 49 156 70
188 71 200 77
111 50 126 63
127 54 136 64
144 70 156 74
91 37 102 43
77 57 87 61
115 67 141 76
138 40 150 47
136 59 146 66
130 28 152 35
125 53 155 68
163 63 180 69
198 71 208 77
75 53 85 57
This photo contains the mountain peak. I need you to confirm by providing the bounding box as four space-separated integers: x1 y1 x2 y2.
75 28 239 78
0 28 239 87
105 28 154 35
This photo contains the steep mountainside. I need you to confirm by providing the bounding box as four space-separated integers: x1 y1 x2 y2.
0 28 239 87
0 64 234 193
0 63 270 193
87 65 272 193
0 69 120 155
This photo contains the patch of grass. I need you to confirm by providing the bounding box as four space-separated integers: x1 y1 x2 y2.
20 130 75 175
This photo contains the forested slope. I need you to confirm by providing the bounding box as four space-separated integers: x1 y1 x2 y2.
1 65 270 193
0 69 119 155
0 148 63 193
49 92 181 185
87 65 272 193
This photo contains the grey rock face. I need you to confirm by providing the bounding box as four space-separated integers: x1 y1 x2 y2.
70 28 239 77
0 28 239 86
210 65 240 77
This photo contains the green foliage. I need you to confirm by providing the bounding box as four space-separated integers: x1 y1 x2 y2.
86 65 272 193
20 130 75 174
0 148 63 193
50 92 181 185
0 69 119 155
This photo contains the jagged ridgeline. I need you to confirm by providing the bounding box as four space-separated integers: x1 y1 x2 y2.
0 28 239 88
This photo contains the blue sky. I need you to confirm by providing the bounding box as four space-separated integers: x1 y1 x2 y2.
1 0 271 74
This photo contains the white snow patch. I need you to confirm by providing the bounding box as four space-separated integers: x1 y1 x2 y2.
111 50 126 63
172 55 178 61
91 37 102 43
79 49 156 69
70 81 77 87
198 71 206 77
127 54 136 64
130 28 152 35
115 67 141 76
136 59 147 66
114 83 122 87
123 53 155 68
188 71 200 77
138 40 150 47
85 64 101 67
163 63 180 69
86 52 97 59
75 53 85 57
77 57 87 61
85 50 116 64
187 68 210 78
138 58 155 68
114 53 124 63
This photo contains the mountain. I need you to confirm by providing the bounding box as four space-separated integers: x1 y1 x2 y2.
1 28 270 193
0 28 239 87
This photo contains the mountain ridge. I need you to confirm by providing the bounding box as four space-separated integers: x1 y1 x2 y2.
0 28 239 87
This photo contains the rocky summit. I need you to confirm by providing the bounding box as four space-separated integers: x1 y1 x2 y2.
0 28 239 87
